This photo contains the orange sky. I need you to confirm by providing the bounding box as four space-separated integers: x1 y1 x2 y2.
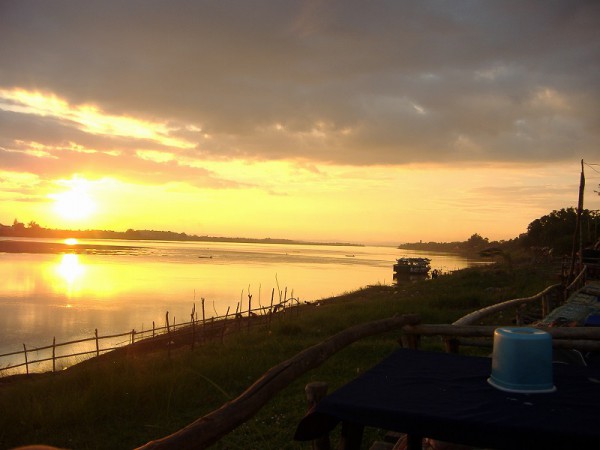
1 2 599 244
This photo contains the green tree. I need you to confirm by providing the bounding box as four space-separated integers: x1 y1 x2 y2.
521 208 599 254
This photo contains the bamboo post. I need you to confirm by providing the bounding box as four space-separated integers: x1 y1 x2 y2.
269 288 275 328
202 298 206 344
247 293 252 333
191 303 196 350
153 321 156 338
305 382 330 450
131 329 136 345
541 294 550 318
221 306 230 344
52 337 56 372
23 344 28 375
515 306 523 326
166 311 171 358
95 329 100 357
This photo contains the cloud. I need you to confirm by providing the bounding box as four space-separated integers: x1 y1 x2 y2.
0 0 598 169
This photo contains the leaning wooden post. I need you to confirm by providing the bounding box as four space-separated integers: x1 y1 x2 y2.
23 344 29 375
52 337 56 373
95 329 100 357
305 382 331 450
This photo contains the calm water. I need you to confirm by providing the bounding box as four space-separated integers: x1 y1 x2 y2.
0 238 488 358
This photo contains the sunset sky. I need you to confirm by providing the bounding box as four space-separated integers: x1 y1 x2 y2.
1 0 599 245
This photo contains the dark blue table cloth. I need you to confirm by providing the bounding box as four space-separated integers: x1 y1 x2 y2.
294 348 600 449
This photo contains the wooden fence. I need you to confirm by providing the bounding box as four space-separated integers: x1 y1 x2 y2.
0 289 302 376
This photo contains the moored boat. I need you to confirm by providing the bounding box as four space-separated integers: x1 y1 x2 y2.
393 257 431 277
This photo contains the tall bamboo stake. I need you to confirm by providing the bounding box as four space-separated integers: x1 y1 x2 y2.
52 337 56 372
23 344 28 375
569 159 585 282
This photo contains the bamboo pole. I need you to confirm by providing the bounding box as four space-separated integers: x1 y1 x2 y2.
191 303 196 350
23 344 28 375
221 306 230 344
202 298 206 344
247 293 252 333
569 159 585 283
166 311 171 358
52 337 56 372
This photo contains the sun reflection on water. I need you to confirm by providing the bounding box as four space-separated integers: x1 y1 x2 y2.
55 254 85 297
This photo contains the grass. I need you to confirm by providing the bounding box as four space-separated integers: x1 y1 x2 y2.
0 262 558 450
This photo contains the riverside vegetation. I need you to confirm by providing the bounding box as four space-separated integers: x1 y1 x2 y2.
0 260 558 450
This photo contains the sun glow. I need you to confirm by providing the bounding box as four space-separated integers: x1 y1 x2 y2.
50 177 98 222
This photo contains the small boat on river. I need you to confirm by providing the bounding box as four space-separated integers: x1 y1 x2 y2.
393 257 431 277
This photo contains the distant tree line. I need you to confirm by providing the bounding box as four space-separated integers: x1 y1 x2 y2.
0 219 359 247
399 207 600 256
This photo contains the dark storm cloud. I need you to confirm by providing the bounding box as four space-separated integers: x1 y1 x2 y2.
1 0 598 166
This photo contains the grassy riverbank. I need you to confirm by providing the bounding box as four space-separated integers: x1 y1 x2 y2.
0 262 558 450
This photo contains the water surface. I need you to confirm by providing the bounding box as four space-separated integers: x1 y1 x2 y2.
0 238 489 359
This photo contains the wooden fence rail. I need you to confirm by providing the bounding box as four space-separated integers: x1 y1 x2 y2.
0 293 302 376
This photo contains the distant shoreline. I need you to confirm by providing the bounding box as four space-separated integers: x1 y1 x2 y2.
0 237 363 255
0 226 364 248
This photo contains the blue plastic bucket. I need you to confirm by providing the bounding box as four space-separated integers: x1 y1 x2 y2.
488 327 556 393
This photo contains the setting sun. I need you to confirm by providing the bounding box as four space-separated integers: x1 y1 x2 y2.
50 177 97 222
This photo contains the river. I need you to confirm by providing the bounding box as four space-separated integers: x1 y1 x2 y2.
0 237 489 364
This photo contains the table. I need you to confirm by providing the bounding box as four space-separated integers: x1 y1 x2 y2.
294 348 600 449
